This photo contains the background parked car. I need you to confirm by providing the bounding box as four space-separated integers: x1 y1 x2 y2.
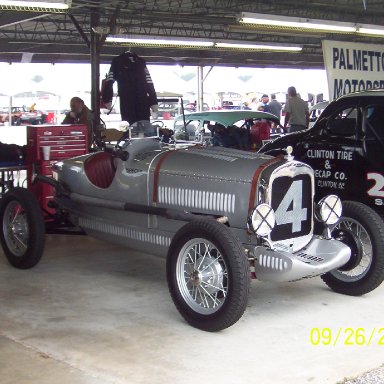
183 101 210 113
309 100 329 128
173 110 281 147
0 106 47 125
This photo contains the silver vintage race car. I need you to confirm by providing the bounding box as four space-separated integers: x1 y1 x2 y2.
1 135 383 331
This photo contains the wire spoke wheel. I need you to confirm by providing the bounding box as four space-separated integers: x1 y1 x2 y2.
0 187 45 269
176 238 228 315
330 217 372 281
321 201 384 296
167 220 249 332
2 201 29 257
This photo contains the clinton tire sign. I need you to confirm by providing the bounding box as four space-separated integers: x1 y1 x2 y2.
322 40 384 100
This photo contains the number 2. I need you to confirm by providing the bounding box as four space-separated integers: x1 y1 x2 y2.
367 173 384 197
344 328 354 345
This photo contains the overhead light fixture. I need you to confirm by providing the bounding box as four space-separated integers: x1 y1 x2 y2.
239 12 384 37
0 0 71 11
106 35 302 52
106 36 214 48
215 42 302 51
239 12 356 33
357 25 384 36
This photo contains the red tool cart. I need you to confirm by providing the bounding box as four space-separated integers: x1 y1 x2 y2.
26 125 88 215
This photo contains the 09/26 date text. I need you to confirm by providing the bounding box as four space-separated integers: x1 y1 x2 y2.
310 327 384 346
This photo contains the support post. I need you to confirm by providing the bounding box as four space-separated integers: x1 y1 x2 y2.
8 96 12 126
90 10 101 145
197 66 204 112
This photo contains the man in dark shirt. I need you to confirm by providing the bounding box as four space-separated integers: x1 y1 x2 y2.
269 94 282 118
62 97 92 148
269 94 283 133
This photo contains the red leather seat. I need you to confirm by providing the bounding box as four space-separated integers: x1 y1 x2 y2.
84 152 117 189
250 121 271 147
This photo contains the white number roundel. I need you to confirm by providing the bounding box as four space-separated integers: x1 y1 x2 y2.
275 180 307 233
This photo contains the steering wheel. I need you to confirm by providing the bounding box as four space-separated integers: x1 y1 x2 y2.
114 129 131 148
152 120 165 128
100 131 130 161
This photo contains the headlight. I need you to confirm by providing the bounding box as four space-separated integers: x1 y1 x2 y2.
317 195 342 225
248 203 275 237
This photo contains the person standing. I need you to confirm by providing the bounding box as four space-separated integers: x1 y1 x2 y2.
283 86 309 133
269 94 282 133
249 97 259 111
256 94 271 113
29 102 36 112
242 101 251 110
269 94 282 119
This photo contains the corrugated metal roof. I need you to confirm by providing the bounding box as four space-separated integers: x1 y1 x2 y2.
0 0 383 68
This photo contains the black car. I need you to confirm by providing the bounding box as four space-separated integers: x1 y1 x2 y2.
260 90 384 287
260 90 384 216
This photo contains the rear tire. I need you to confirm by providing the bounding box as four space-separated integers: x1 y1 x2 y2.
167 219 249 331
321 201 384 296
0 188 45 269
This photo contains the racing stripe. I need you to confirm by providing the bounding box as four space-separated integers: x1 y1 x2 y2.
106 71 114 81
248 156 283 213
152 150 177 203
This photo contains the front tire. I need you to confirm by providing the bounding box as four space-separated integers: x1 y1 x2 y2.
167 220 249 332
12 117 21 126
321 201 384 296
0 187 45 269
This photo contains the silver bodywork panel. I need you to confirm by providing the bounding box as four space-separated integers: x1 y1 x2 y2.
254 237 350 282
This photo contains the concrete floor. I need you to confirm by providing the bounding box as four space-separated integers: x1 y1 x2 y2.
0 234 383 384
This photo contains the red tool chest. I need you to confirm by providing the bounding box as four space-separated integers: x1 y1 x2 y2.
26 125 88 215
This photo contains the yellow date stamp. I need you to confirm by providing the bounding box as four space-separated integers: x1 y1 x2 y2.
309 327 384 346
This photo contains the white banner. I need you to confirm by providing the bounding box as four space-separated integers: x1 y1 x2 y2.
322 40 384 100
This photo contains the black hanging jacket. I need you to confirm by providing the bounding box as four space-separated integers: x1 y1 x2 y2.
102 52 158 124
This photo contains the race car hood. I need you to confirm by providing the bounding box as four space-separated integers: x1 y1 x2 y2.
53 140 286 228
149 146 284 226
153 146 274 184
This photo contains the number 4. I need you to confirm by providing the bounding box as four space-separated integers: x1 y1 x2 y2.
275 180 307 232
